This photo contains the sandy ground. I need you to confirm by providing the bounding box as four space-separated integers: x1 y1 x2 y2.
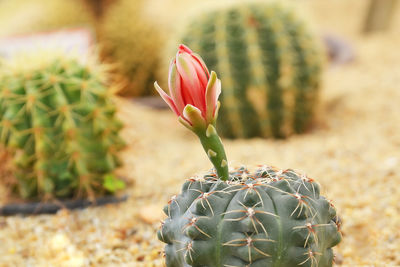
1 1 400 266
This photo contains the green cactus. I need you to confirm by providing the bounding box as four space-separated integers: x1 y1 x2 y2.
0 52 125 199
159 166 341 266
180 3 323 138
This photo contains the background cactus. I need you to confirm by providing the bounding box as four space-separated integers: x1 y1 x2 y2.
180 2 323 138
100 0 164 96
0 0 94 38
159 166 341 266
0 52 125 199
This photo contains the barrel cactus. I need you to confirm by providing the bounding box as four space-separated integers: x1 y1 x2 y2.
159 166 341 266
180 2 323 138
100 0 163 96
154 45 341 266
0 52 125 199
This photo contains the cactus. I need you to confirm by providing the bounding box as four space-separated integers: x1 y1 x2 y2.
155 45 341 266
158 166 341 266
0 52 125 199
180 2 323 138
0 0 94 38
100 0 164 96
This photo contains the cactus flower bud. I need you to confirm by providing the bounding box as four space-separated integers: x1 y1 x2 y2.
154 44 221 129
155 44 228 180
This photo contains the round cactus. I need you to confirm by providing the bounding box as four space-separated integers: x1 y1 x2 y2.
100 0 164 96
159 166 341 266
0 52 125 199
180 2 323 139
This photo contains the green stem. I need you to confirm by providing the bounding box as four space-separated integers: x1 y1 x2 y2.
194 124 229 181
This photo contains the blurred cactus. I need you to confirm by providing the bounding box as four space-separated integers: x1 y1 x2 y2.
180 2 323 139
100 0 164 96
0 0 94 37
363 0 399 33
0 52 125 199
83 0 117 19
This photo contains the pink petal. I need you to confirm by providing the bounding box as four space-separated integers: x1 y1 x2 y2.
178 44 193 54
168 62 185 114
176 53 199 87
205 71 221 122
192 53 210 77
191 53 210 95
154 82 180 116
191 57 209 93
179 76 193 105
176 53 206 116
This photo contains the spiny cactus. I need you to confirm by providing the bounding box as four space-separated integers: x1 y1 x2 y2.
159 166 341 266
180 2 323 138
0 52 125 199
155 45 341 266
100 0 164 96
0 0 94 38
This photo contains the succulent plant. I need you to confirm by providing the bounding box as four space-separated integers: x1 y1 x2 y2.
100 0 164 96
180 2 323 139
0 0 94 38
154 44 341 266
159 166 341 266
99 0 211 97
0 52 125 199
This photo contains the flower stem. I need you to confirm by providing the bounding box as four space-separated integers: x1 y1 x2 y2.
194 124 229 181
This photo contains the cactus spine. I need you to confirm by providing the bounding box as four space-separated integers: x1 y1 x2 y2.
159 166 341 266
0 52 125 199
180 3 323 138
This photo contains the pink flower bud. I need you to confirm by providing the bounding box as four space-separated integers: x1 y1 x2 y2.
155 44 221 128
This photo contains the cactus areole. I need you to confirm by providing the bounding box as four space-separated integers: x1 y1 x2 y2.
155 45 341 266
